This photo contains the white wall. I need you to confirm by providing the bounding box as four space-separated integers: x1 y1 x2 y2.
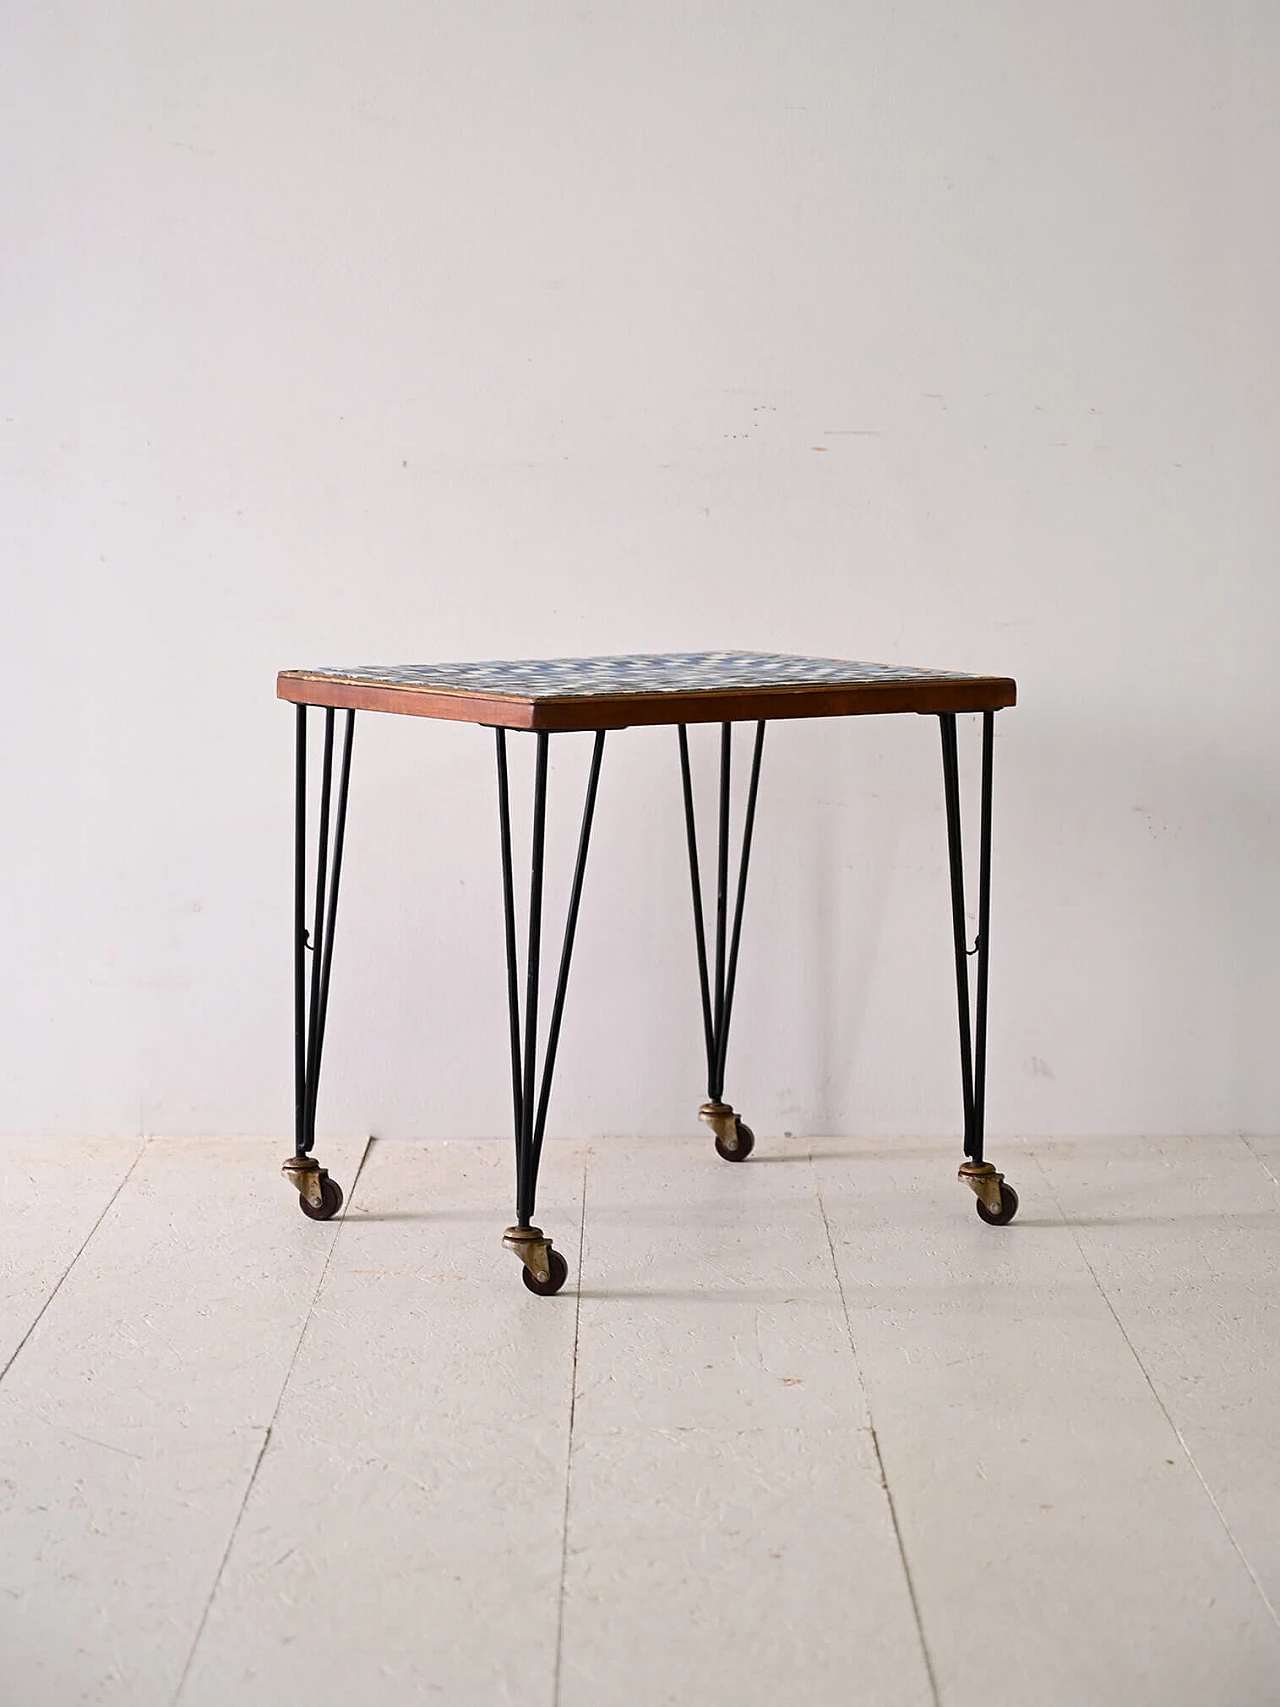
3 1 1278 1143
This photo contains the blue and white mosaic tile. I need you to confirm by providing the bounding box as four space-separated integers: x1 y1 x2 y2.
300 652 986 699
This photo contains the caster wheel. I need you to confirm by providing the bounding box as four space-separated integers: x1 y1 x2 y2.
716 1119 755 1163
298 1172 344 1221
522 1249 569 1296
975 1182 1018 1226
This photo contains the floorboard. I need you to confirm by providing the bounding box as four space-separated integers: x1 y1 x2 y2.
178 1137 585 1707
0 1134 366 1707
0 1136 146 1376
1033 1133 1280 1626
3 1133 1278 1707
557 1135 933 1707
815 1134 1280 1707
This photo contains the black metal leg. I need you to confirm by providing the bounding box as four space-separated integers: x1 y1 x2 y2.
939 713 977 1156
678 721 766 1160
495 728 606 1292
938 711 1017 1224
285 704 355 1222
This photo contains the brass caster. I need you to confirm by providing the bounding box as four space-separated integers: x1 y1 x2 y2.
283 1155 344 1221
503 1226 569 1296
959 1160 1019 1226
699 1101 755 1163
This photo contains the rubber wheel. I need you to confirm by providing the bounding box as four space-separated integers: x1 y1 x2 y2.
522 1248 569 1296
975 1182 1018 1226
298 1172 344 1221
715 1119 755 1163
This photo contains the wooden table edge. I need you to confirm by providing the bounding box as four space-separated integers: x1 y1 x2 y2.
277 672 1017 729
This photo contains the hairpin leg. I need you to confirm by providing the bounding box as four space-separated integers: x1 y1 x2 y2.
495 728 606 1293
283 704 356 1222
678 721 767 1162
939 711 1018 1224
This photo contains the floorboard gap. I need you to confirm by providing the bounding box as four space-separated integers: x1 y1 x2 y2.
0 1135 149 1387
813 1153 942 1707
552 1143 591 1707
1031 1151 1280 1634
1241 1135 1280 1193
172 1134 378 1705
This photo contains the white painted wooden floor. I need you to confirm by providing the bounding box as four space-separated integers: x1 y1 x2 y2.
1 1133 1278 1707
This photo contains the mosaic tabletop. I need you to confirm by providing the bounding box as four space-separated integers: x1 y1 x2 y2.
278 651 1016 730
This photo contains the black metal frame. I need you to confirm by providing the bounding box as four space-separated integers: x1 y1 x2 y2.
287 701 1005 1230
495 729 607 1228
294 705 357 1160
938 710 995 1165
677 721 766 1105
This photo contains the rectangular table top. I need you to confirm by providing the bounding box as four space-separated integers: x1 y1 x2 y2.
278 651 1016 731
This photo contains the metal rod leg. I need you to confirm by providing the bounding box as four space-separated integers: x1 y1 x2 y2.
531 731 607 1175
302 711 335 1152
712 723 731 1090
495 730 608 1293
678 721 768 1161
517 733 549 1228
972 711 994 1164
678 726 716 1074
939 713 976 1151
714 721 766 1099
294 706 308 1158
495 731 524 1144
309 710 355 1135
284 706 356 1223
940 711 1017 1225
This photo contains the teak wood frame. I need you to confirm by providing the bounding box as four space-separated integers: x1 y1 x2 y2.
277 669 1015 731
